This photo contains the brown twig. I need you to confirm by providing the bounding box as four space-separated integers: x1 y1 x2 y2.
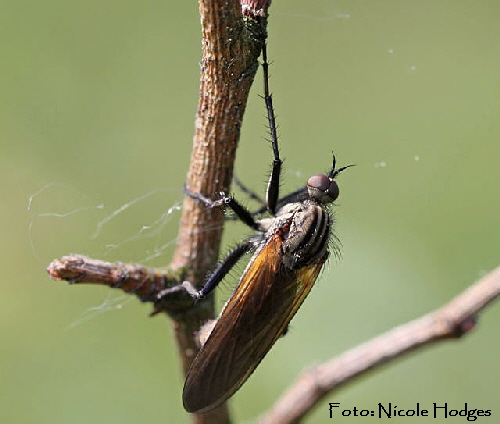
47 255 179 300
159 2 270 423
260 266 500 424
46 255 193 315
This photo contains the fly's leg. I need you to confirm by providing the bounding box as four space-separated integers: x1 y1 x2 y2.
233 175 266 207
184 185 261 231
262 42 283 215
155 240 254 309
197 241 254 298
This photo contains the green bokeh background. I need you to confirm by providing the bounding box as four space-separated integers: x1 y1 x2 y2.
2 1 500 423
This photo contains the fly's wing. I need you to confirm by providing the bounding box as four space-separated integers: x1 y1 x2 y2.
183 234 326 413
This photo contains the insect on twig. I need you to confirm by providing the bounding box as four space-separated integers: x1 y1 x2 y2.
160 41 354 414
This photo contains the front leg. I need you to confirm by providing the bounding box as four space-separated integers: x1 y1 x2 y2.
184 185 261 231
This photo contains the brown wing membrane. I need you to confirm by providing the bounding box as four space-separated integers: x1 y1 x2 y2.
183 234 326 413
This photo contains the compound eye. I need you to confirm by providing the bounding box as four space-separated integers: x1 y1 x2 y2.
326 180 339 201
307 174 330 191
307 174 340 203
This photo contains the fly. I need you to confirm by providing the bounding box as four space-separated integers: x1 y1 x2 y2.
180 42 353 413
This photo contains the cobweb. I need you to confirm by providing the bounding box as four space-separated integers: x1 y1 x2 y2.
28 182 183 328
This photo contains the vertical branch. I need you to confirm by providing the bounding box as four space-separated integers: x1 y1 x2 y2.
169 1 271 423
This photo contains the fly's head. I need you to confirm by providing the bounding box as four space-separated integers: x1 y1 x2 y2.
307 155 354 205
307 174 339 205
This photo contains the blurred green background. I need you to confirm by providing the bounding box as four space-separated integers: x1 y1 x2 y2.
2 0 500 423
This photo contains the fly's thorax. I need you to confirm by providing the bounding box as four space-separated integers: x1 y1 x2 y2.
280 200 332 269
254 201 332 269
256 204 298 233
